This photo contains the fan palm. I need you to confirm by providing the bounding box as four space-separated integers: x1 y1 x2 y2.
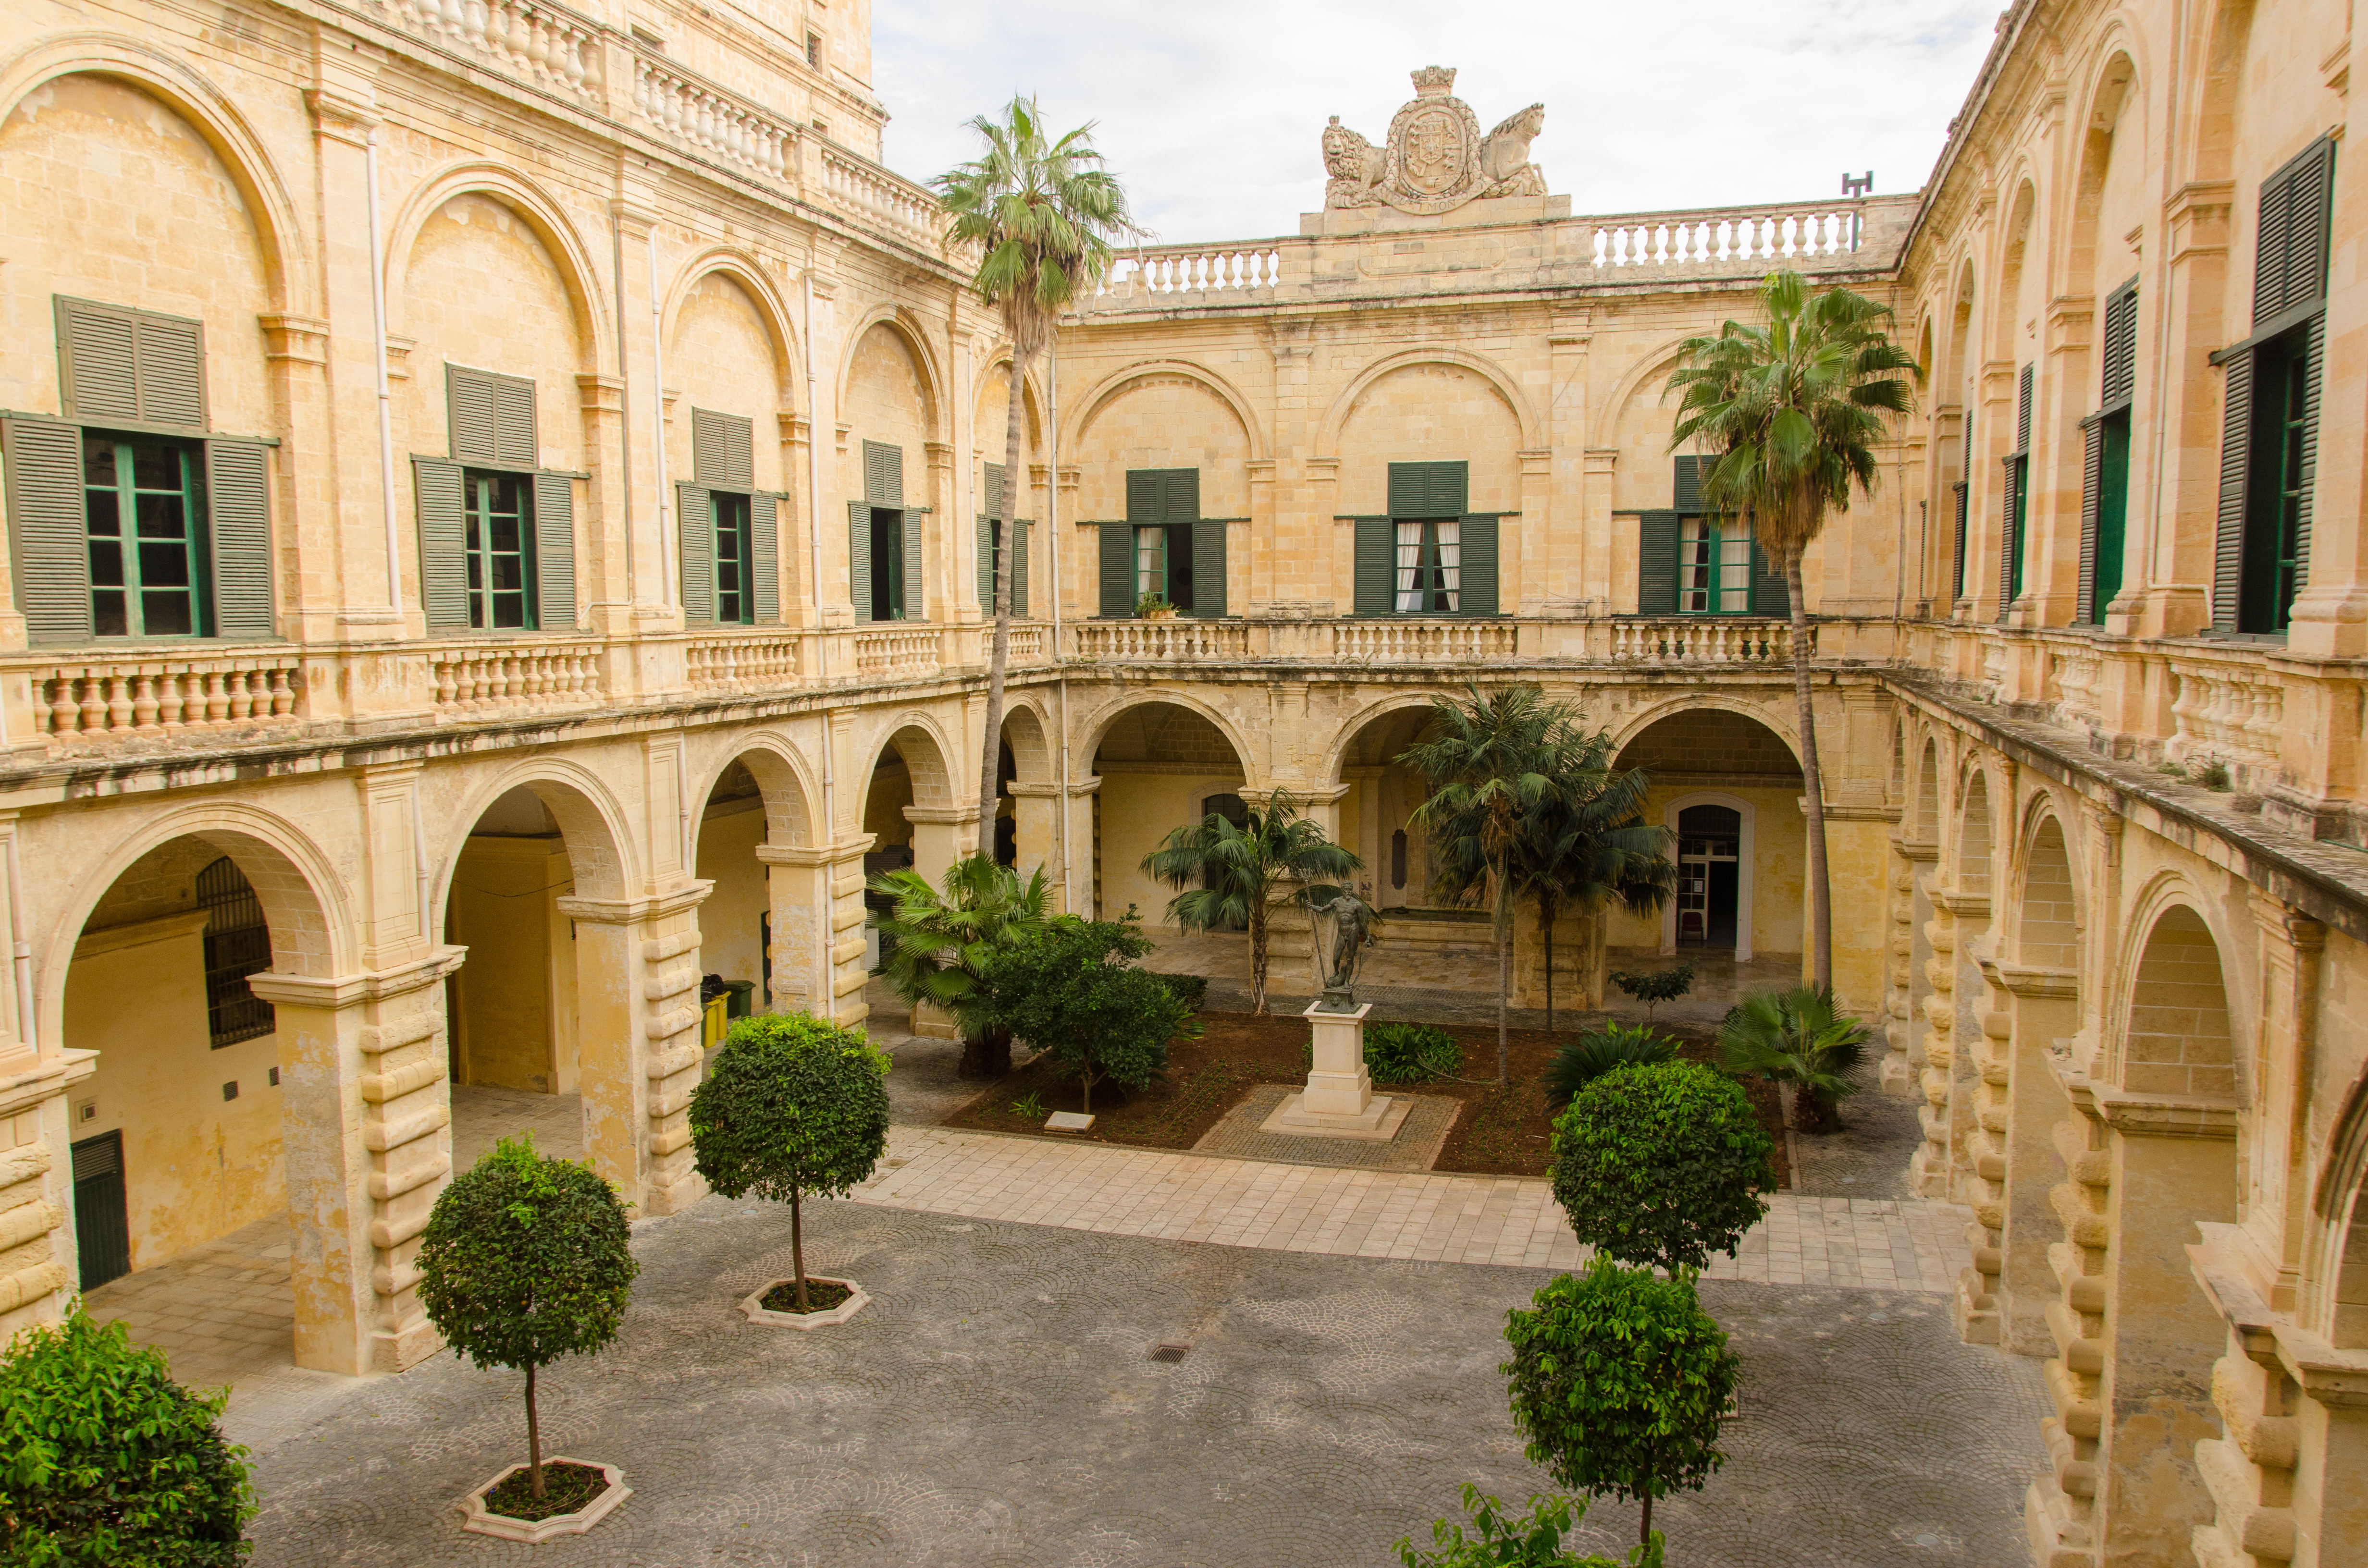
871 854 1048 1078
1666 269 1919 991
1716 984 1873 1133
1141 788 1361 1016
935 98 1142 845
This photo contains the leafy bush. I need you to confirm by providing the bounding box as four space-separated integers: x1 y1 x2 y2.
1543 1022 1677 1108
1153 972 1209 1014
690 1012 891 1309
984 913 1198 1112
418 1133 638 1503
0 1310 254 1566
1396 1485 1662 1568
1716 985 1873 1134
1365 1021 1463 1083
1504 1259 1737 1550
870 855 1048 1078
1608 963 1694 1019
1550 1061 1773 1271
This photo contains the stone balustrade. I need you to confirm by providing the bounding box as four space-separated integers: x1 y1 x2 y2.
818 143 941 246
685 630 809 692
1328 618 1518 663
2166 648 2287 783
633 54 795 184
427 639 604 717
1606 617 1797 665
1586 204 1865 270
1065 619 1254 663
1098 244 1286 301
18 653 304 748
366 0 604 105
851 625 939 677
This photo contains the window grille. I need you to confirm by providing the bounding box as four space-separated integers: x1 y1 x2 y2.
197 857 274 1047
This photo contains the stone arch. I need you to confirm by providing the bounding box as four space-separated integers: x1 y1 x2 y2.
999 696 1055 782
863 712 959 805
1076 688 1260 785
2112 899 2237 1101
429 760 638 919
1992 177 2041 364
688 730 819 847
1319 690 1459 784
1943 257 1977 392
2310 1072 2368 1345
38 803 353 1055
0 38 309 312
1609 693 1805 771
1319 346 1543 456
836 305 945 441
383 162 607 368
1065 358 1265 462
1956 765 1997 894
662 247 803 402
1913 735 1942 842
2067 45 2144 300
2011 805 2082 971
1590 335 1697 453
2190 0 2257 185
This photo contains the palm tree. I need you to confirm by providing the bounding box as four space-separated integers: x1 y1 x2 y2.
871 854 1048 1078
935 98 1142 848
1429 726 1675 1034
1400 684 1594 1083
1666 269 1918 991
1141 789 1361 1016
1716 984 1873 1134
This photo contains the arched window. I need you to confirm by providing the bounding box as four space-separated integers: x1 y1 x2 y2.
196 857 273 1046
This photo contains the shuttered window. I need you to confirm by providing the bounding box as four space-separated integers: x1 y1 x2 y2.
414 365 579 632
2212 136 2334 636
83 438 203 637
976 462 1032 618
1634 458 1767 617
2078 280 2139 624
447 365 537 468
1355 460 1497 615
1998 365 2033 621
55 297 207 430
682 410 774 627
852 440 915 622
462 471 534 630
1123 468 1199 614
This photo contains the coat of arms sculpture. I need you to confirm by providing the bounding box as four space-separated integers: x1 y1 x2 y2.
1323 67 1547 216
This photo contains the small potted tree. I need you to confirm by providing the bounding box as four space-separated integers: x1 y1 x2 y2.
1503 1258 1738 1552
1550 1059 1773 1271
418 1133 638 1542
982 913 1196 1118
0 1309 256 1563
690 1011 891 1326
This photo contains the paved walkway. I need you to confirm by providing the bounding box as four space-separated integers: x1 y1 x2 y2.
856 1126 1971 1291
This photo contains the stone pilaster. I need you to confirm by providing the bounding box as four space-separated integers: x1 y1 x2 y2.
756 833 873 1025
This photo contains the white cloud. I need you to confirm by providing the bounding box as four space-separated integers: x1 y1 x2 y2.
873 0 2003 243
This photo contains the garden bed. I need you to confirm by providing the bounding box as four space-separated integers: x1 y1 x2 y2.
943 1011 1790 1188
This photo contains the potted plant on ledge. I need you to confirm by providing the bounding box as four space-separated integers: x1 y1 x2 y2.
1136 591 1178 622
690 1011 892 1327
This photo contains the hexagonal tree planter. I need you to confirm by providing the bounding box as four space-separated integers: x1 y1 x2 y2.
738 1274 872 1330
457 1458 631 1543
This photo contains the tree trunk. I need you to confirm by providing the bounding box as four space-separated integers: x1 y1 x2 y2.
524 1361 543 1499
1540 888 1557 1035
975 342 1037 852
1249 901 1270 1016
1494 873 1511 1084
960 1027 1013 1080
1788 550 1833 992
791 1188 809 1311
1081 1066 1094 1115
1640 1488 1653 1549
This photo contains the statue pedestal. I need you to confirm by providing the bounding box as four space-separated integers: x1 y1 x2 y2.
1259 1002 1412 1140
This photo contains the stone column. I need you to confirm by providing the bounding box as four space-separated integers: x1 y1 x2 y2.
1995 964 2080 1356
554 882 712 1219
754 835 872 1024
0 1053 93 1344
1912 893 1965 1197
248 950 462 1375
903 803 979 883
1005 781 1061 882
1059 775 1101 918
1884 836 1938 1095
1546 314 1590 610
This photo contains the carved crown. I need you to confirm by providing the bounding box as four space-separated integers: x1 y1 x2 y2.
1410 65 1457 95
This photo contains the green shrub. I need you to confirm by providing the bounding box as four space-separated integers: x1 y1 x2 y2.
0 1310 254 1566
984 913 1197 1112
1543 1022 1677 1107
1504 1258 1737 1551
1153 972 1209 1013
1365 1021 1463 1083
1550 1060 1773 1271
1396 1485 1662 1568
1716 985 1872 1134
691 1012 891 1310
418 1133 638 1503
1607 963 1695 1019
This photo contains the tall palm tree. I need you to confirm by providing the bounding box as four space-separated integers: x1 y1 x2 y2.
1141 789 1361 1016
935 98 1141 849
1400 684 1595 1083
1666 269 1919 991
871 853 1048 1078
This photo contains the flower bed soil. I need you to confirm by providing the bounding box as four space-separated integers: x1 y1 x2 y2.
481 1461 610 1523
759 1278 855 1314
943 1011 1790 1188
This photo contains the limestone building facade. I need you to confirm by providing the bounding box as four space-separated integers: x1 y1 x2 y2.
0 0 2361 1561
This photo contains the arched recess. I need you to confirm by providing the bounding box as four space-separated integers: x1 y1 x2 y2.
1944 257 1978 392
836 305 945 441
2310 1074 2368 1345
0 38 309 313
1589 336 1694 453
859 714 962 884
2012 808 2082 971
1064 358 1266 462
1329 698 1446 911
1612 706 1805 958
1320 691 1457 785
1992 177 2041 365
662 247 804 402
2066 47 2144 302
1000 696 1054 782
1914 737 1943 842
1318 345 1544 456
430 762 638 919
994 696 1057 872
2114 901 2238 1102
1610 693 1805 770
1077 688 1260 786
1957 766 1996 895
382 162 608 368
689 730 820 849
1085 697 1252 927
690 735 819 1018
2189 0 2257 185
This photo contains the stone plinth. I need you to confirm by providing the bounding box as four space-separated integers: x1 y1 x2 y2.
1258 1002 1412 1140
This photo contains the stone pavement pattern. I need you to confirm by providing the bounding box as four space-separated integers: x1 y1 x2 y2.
235 1195 2047 1567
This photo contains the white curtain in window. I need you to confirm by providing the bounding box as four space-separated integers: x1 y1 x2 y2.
1394 521 1423 611
1136 527 1164 598
1435 519 1461 613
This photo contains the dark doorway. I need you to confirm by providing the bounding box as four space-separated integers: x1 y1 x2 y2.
1676 804 1742 949
71 1130 131 1289
869 508 905 621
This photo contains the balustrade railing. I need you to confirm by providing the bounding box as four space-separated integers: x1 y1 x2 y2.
1588 205 1863 270
1066 620 1253 662
369 0 604 104
1329 620 1517 663
24 653 304 747
819 144 940 244
1607 618 1796 664
851 626 939 677
1099 244 1285 300
2166 647 2286 780
633 56 794 184
428 640 603 716
686 631 805 693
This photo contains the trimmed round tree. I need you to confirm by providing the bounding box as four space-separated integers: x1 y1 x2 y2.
0 1309 255 1565
1550 1060 1773 1271
689 1011 891 1310
417 1133 637 1503
981 915 1195 1113
1503 1258 1738 1549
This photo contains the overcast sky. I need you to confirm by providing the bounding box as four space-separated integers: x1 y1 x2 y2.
872 0 2003 243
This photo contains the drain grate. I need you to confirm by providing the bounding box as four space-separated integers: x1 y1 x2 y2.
1148 1342 1192 1363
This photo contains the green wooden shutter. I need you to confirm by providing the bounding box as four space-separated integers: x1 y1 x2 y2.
677 481 713 624
1635 511 1679 616
1193 517 1227 617
2 418 92 641
2100 283 2139 406
692 409 754 490
1124 470 1159 524
1011 520 1030 618
848 500 873 623
1673 456 1706 513
55 298 207 430
863 440 903 505
1750 539 1788 617
1950 480 1970 602
1458 514 1499 616
1353 516 1394 615
901 511 924 621
447 367 497 464
532 472 575 630
1098 522 1133 617
2293 313 2323 590
1998 454 2019 622
975 515 995 610
412 456 470 629
986 462 1008 521
2256 137 2336 321
750 495 781 624
1388 461 1467 517
494 376 536 469
2077 418 2105 623
2016 363 2035 453
1162 468 1201 524
205 438 274 639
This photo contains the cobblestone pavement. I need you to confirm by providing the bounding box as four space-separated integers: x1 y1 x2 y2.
234 1196 2048 1567
1191 1084 1459 1171
856 1127 1973 1290
1789 1056 1924 1201
83 1216 295 1394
